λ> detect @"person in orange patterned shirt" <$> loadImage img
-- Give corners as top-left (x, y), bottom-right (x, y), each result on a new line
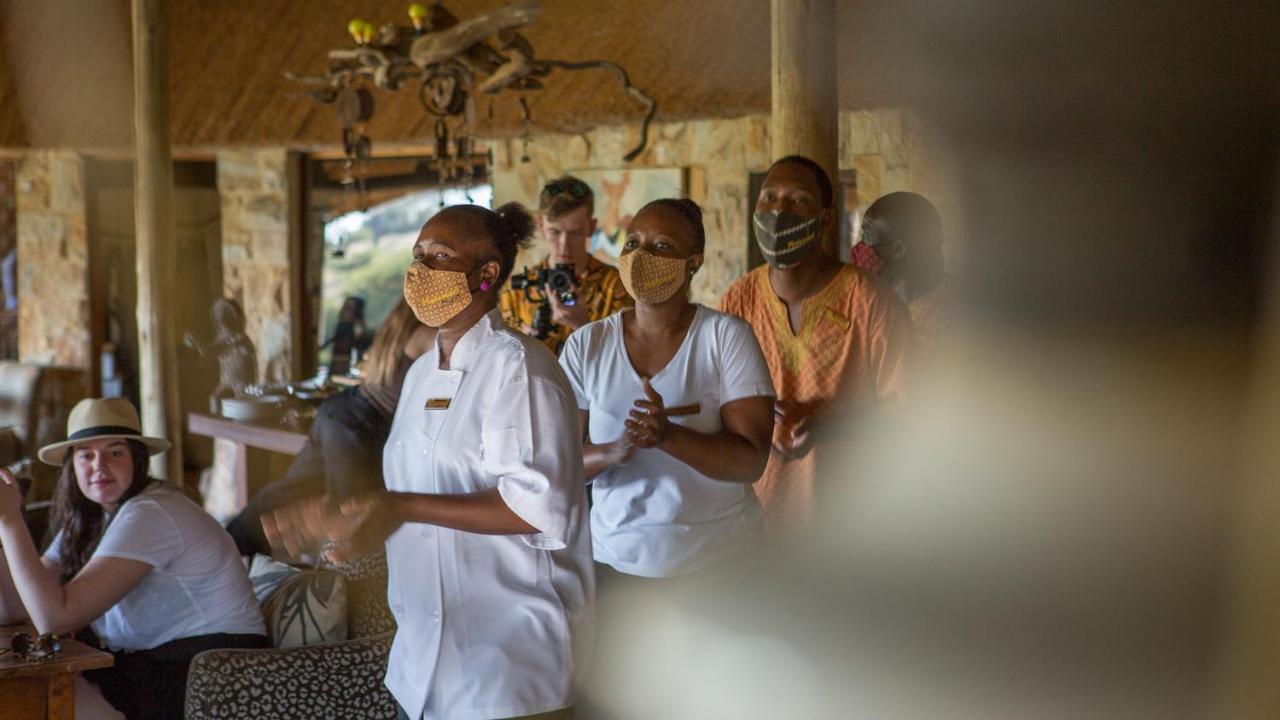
top-left (721, 156), bottom-right (912, 531)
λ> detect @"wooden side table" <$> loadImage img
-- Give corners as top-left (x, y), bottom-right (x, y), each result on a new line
top-left (0, 625), bottom-right (113, 719)
top-left (187, 413), bottom-right (309, 517)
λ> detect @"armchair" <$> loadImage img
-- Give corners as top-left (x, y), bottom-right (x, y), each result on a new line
top-left (185, 551), bottom-right (398, 719)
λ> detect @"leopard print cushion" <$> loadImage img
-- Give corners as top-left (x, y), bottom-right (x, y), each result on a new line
top-left (185, 632), bottom-right (397, 719)
top-left (319, 549), bottom-right (396, 638)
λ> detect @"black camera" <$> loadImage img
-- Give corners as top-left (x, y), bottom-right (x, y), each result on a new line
top-left (509, 263), bottom-right (578, 339)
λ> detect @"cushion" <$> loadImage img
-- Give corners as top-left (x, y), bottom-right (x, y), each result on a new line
top-left (318, 549), bottom-right (396, 638)
top-left (248, 555), bottom-right (348, 648)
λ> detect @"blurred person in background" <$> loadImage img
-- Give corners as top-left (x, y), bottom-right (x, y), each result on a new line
top-left (227, 299), bottom-right (434, 556)
top-left (721, 156), bottom-right (913, 532)
top-left (323, 296), bottom-right (372, 376)
top-left (852, 191), bottom-right (950, 351)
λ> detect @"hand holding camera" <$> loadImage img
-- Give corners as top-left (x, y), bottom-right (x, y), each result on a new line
top-left (510, 263), bottom-right (588, 338)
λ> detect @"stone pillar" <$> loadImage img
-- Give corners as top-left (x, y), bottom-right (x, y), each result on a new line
top-left (770, 0), bottom-right (838, 251)
top-left (131, 0), bottom-right (183, 481)
top-left (216, 149), bottom-right (294, 385)
top-left (15, 152), bottom-right (90, 367)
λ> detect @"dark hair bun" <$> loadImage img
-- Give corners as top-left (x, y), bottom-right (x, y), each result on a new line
top-left (435, 203), bottom-right (535, 287)
top-left (494, 202), bottom-right (536, 251)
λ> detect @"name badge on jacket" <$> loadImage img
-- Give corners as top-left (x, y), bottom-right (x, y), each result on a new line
top-left (425, 398), bottom-right (452, 410)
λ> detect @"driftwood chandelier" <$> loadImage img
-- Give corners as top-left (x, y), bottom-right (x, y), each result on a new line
top-left (289, 0), bottom-right (658, 187)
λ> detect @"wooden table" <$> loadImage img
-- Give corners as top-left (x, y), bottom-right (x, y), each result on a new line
top-left (329, 374), bottom-right (362, 388)
top-left (187, 413), bottom-right (309, 515)
top-left (0, 625), bottom-right (113, 719)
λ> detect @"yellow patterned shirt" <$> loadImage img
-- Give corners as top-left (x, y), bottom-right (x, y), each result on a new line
top-left (499, 257), bottom-right (632, 355)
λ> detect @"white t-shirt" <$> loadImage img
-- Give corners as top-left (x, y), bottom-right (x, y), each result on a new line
top-left (560, 304), bottom-right (776, 577)
top-left (45, 483), bottom-right (265, 651)
top-left (383, 309), bottom-right (594, 720)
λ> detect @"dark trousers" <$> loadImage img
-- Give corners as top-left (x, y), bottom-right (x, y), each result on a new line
top-left (227, 386), bottom-right (391, 555)
top-left (83, 632), bottom-right (269, 720)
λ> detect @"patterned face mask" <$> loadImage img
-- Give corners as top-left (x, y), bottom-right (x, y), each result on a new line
top-left (618, 249), bottom-right (691, 304)
top-left (851, 241), bottom-right (884, 275)
top-left (403, 260), bottom-right (477, 327)
top-left (753, 210), bottom-right (821, 269)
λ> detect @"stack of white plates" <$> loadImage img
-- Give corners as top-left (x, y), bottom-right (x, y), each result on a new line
top-left (220, 395), bottom-right (285, 422)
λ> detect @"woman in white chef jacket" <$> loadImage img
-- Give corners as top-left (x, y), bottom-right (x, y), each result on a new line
top-left (265, 203), bottom-right (593, 720)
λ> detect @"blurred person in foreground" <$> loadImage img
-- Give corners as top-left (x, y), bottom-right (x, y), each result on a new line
top-left (266, 203), bottom-right (592, 720)
top-left (226, 298), bottom-right (435, 556)
top-left (721, 155), bottom-right (913, 531)
top-left (852, 191), bottom-right (950, 351)
top-left (586, 1), bottom-right (1280, 718)
top-left (500, 175), bottom-right (632, 354)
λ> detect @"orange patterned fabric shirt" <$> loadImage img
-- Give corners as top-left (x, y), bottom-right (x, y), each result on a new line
top-left (721, 263), bottom-right (912, 530)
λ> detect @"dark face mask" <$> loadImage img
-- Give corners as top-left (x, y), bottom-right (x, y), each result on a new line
top-left (753, 210), bottom-right (822, 268)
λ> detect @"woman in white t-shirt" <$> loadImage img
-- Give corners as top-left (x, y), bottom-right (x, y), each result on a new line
top-left (0, 398), bottom-right (266, 719)
top-left (559, 198), bottom-right (776, 581)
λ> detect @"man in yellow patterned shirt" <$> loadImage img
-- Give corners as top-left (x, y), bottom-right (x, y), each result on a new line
top-left (500, 176), bottom-right (632, 354)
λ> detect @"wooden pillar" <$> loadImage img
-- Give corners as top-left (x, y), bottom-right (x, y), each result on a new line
top-left (770, 0), bottom-right (839, 252)
top-left (131, 0), bottom-right (184, 482)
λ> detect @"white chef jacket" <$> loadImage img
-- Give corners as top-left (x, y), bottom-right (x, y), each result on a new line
top-left (560, 305), bottom-right (775, 577)
top-left (382, 309), bottom-right (594, 720)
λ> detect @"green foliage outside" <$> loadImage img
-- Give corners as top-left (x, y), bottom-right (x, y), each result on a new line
top-left (317, 234), bottom-right (415, 369)
top-left (316, 185), bottom-right (491, 370)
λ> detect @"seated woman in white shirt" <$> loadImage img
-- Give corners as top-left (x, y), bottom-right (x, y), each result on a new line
top-left (264, 203), bottom-right (593, 720)
top-left (0, 397), bottom-right (266, 720)
top-left (558, 198), bottom-right (775, 582)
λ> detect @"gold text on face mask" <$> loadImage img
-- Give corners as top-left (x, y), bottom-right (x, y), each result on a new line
top-left (636, 272), bottom-right (681, 291)
top-left (416, 288), bottom-right (465, 305)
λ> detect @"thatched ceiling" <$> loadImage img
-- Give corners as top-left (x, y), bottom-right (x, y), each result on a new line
top-left (0, 0), bottom-right (877, 150)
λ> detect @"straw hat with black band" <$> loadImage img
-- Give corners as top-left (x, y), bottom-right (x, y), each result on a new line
top-left (38, 398), bottom-right (171, 466)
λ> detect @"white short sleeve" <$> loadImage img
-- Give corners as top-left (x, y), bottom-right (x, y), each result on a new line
top-left (716, 316), bottom-right (776, 404)
top-left (484, 371), bottom-right (584, 551)
top-left (93, 498), bottom-right (183, 569)
top-left (558, 328), bottom-right (591, 410)
top-left (42, 530), bottom-right (63, 564)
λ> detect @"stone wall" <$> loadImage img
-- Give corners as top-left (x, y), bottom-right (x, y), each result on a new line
top-left (216, 149), bottom-right (294, 384)
top-left (6, 110), bottom-right (945, 376)
top-left (841, 109), bottom-right (955, 226)
top-left (15, 151), bottom-right (89, 367)
top-left (486, 109), bottom-right (950, 306)
top-left (487, 116), bottom-right (770, 305)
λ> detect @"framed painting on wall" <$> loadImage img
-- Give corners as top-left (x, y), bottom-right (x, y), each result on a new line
top-left (564, 168), bottom-right (687, 263)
